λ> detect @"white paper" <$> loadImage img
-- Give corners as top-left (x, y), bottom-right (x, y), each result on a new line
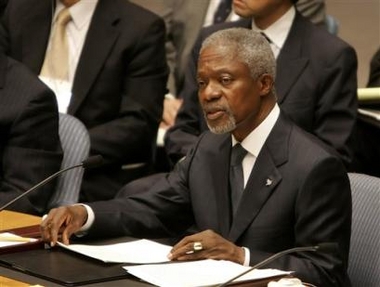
top-left (358, 108), bottom-right (380, 121)
top-left (124, 259), bottom-right (292, 287)
top-left (57, 239), bottom-right (172, 264)
top-left (0, 232), bottom-right (37, 247)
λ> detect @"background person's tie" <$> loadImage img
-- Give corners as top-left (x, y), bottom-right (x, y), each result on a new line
top-left (229, 143), bottom-right (247, 215)
top-left (213, 0), bottom-right (232, 24)
top-left (40, 8), bottom-right (72, 80)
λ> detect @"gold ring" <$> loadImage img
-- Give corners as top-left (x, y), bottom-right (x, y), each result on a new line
top-left (193, 241), bottom-right (203, 251)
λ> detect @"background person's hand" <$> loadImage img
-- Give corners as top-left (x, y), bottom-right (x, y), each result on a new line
top-left (162, 97), bottom-right (182, 128)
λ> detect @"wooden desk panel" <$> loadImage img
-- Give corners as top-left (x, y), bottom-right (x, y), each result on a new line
top-left (0, 211), bottom-right (41, 231)
top-left (0, 275), bottom-right (36, 287)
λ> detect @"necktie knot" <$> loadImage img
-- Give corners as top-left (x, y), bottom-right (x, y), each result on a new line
top-left (231, 143), bottom-right (247, 167)
top-left (57, 8), bottom-right (72, 26)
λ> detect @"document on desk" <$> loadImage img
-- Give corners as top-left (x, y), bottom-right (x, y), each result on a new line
top-left (0, 232), bottom-right (38, 247)
top-left (124, 259), bottom-right (292, 287)
top-left (358, 108), bottom-right (380, 121)
top-left (57, 239), bottom-right (172, 264)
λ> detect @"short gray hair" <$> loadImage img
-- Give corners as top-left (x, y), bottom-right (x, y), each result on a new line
top-left (200, 28), bottom-right (276, 81)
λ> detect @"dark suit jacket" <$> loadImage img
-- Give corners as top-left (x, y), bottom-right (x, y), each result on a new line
top-left (88, 112), bottom-right (351, 287)
top-left (0, 53), bottom-right (62, 215)
top-left (165, 12), bottom-right (358, 169)
top-left (0, 0), bottom-right (168, 201)
top-left (367, 48), bottom-right (380, 87)
top-left (352, 47), bottom-right (380, 176)
top-left (131, 0), bottom-right (326, 95)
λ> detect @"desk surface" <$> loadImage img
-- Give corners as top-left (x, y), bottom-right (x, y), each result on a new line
top-left (0, 212), bottom-right (275, 287)
top-left (0, 210), bottom-right (41, 231)
top-left (0, 211), bottom-right (152, 287)
top-left (0, 267), bottom-right (150, 287)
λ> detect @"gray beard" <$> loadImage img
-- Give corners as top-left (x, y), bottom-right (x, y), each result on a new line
top-left (206, 112), bottom-right (236, 134)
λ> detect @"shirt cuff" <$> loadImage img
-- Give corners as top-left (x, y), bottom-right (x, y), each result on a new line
top-left (242, 246), bottom-right (250, 266)
top-left (165, 93), bottom-right (175, 99)
top-left (74, 204), bottom-right (95, 236)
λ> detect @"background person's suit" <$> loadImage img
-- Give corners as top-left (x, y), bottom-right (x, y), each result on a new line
top-left (352, 47), bottom-right (380, 177)
top-left (165, 12), bottom-right (357, 168)
top-left (131, 0), bottom-right (327, 95)
top-left (88, 112), bottom-right (351, 287)
top-left (0, 53), bottom-right (62, 215)
top-left (0, 0), bottom-right (169, 201)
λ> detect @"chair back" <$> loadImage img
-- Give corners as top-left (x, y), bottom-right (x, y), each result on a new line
top-left (48, 113), bottom-right (90, 209)
top-left (347, 173), bottom-right (380, 287)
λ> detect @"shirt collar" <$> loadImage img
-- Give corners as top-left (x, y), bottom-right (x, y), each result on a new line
top-left (55, 0), bottom-right (98, 30)
top-left (232, 104), bottom-right (280, 158)
top-left (251, 6), bottom-right (295, 51)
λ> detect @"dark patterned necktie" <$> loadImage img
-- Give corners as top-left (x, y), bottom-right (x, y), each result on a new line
top-left (229, 143), bottom-right (248, 214)
top-left (213, 0), bottom-right (233, 24)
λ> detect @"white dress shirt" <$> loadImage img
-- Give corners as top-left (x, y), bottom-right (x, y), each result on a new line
top-left (251, 6), bottom-right (296, 59)
top-left (39, 0), bottom-right (98, 113)
top-left (204, 0), bottom-right (240, 27)
top-left (232, 104), bottom-right (280, 188)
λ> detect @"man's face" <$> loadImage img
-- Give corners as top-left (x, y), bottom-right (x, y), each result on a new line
top-left (197, 46), bottom-right (263, 140)
top-left (232, 0), bottom-right (292, 27)
top-left (60, 0), bottom-right (80, 7)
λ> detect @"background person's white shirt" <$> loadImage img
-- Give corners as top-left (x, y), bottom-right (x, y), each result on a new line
top-left (39, 0), bottom-right (98, 113)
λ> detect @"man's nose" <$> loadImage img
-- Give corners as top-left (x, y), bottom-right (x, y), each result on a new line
top-left (202, 81), bottom-right (222, 101)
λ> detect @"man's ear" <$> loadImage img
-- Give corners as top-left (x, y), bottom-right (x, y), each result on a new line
top-left (258, 74), bottom-right (274, 96)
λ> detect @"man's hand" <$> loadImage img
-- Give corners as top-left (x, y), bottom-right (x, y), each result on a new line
top-left (168, 229), bottom-right (245, 264)
top-left (40, 205), bottom-right (88, 246)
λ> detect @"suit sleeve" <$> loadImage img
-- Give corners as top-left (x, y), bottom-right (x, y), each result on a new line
top-left (314, 44), bottom-right (358, 169)
top-left (87, 161), bottom-right (195, 239)
top-left (0, 70), bottom-right (62, 215)
top-left (367, 47), bottom-right (380, 87)
top-left (248, 157), bottom-right (351, 287)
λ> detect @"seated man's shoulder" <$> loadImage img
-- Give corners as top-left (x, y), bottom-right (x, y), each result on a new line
top-left (289, 122), bottom-right (345, 168)
top-left (299, 16), bottom-right (356, 60)
top-left (1, 55), bottom-right (54, 98)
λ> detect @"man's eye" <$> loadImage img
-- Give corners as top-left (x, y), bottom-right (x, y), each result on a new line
top-left (198, 80), bottom-right (206, 88)
top-left (221, 77), bottom-right (232, 85)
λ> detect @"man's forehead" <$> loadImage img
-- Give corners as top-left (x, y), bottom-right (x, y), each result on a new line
top-left (199, 45), bottom-right (236, 63)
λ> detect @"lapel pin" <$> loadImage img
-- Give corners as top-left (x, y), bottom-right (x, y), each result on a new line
top-left (265, 178), bottom-right (273, 186)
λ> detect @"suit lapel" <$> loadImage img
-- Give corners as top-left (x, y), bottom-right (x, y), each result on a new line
top-left (211, 135), bottom-right (233, 238)
top-left (228, 113), bottom-right (291, 241)
top-left (21, 0), bottom-right (52, 74)
top-left (0, 53), bottom-right (6, 88)
top-left (275, 13), bottom-right (309, 103)
top-left (69, 0), bottom-right (120, 114)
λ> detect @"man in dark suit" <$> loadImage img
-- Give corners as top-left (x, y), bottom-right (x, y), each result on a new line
top-left (41, 28), bottom-right (351, 287)
top-left (353, 48), bottom-right (380, 176)
top-left (0, 52), bottom-right (62, 215)
top-left (0, 0), bottom-right (168, 201)
top-left (367, 48), bottom-right (380, 87)
top-left (165, 0), bottom-right (357, 170)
